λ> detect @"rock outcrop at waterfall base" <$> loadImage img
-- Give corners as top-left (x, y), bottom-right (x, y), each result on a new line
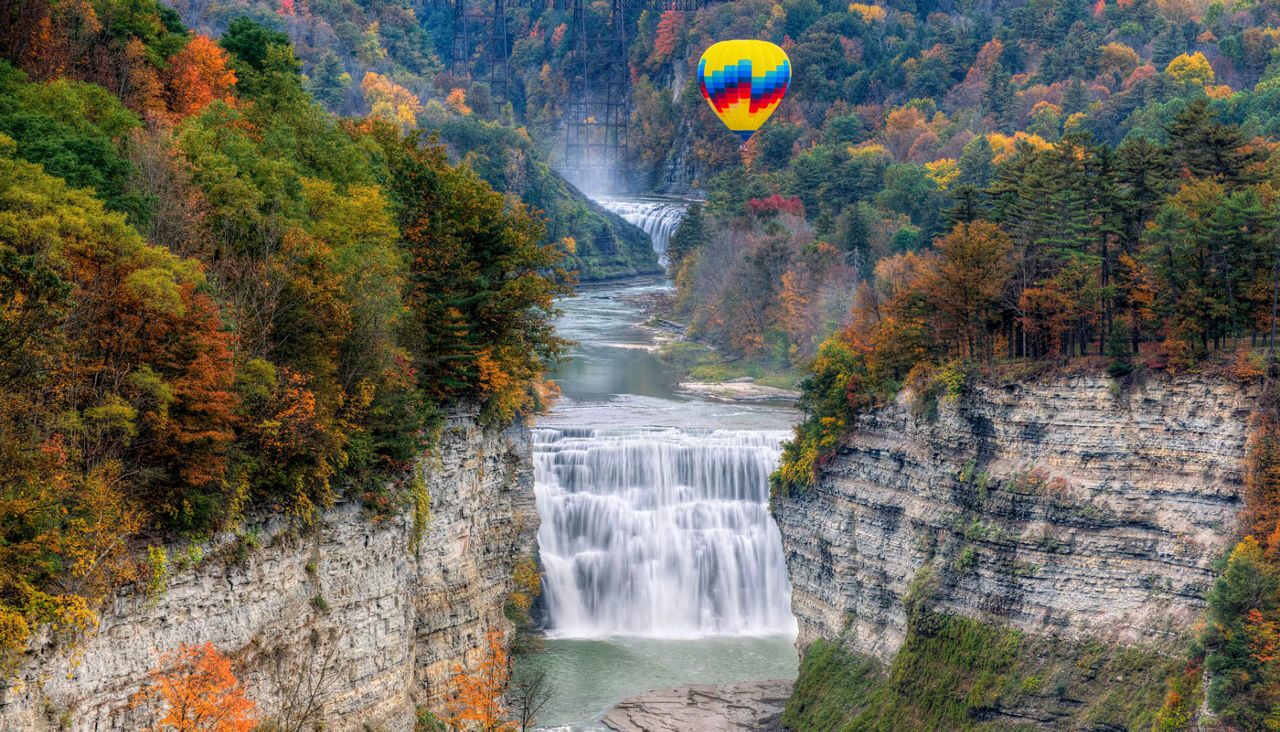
top-left (0, 413), bottom-right (535, 731)
top-left (773, 372), bottom-right (1254, 728)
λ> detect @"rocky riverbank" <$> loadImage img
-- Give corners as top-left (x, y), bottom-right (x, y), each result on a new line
top-left (678, 378), bottom-right (800, 403)
top-left (602, 679), bottom-right (793, 731)
top-left (617, 290), bottom-right (802, 404)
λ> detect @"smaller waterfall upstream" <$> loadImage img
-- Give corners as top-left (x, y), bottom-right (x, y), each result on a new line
top-left (534, 427), bottom-right (796, 638)
top-left (596, 198), bottom-right (689, 263)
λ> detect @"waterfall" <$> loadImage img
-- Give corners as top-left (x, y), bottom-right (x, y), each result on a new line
top-left (595, 198), bottom-right (689, 263)
top-left (534, 427), bottom-right (797, 638)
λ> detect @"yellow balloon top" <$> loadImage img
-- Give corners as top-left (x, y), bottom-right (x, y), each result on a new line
top-left (698, 40), bottom-right (791, 143)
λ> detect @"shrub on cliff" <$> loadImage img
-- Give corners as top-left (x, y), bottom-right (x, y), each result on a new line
top-left (131, 643), bottom-right (257, 731)
top-left (1200, 536), bottom-right (1280, 727)
top-left (783, 611), bottom-right (1171, 731)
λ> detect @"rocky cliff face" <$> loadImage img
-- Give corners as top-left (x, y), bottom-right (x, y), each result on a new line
top-left (774, 374), bottom-right (1254, 663)
top-left (0, 411), bottom-right (535, 731)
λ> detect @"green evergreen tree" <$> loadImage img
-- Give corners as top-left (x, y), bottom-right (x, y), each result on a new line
top-left (957, 135), bottom-right (996, 189)
top-left (1063, 78), bottom-right (1090, 115)
top-left (839, 202), bottom-right (875, 277)
top-left (1164, 98), bottom-right (1266, 184)
top-left (944, 185), bottom-right (988, 227)
top-left (1152, 23), bottom-right (1185, 66)
top-left (1116, 136), bottom-right (1171, 253)
top-left (982, 63), bottom-right (1017, 132)
top-left (812, 209), bottom-right (836, 239)
top-left (667, 203), bottom-right (706, 271)
top-left (307, 51), bottom-right (349, 110)
top-left (220, 17), bottom-right (293, 73)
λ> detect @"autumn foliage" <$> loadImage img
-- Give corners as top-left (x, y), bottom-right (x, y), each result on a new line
top-left (163, 35), bottom-right (236, 121)
top-left (1174, 363), bottom-right (1280, 723)
top-left (445, 627), bottom-right (515, 731)
top-left (132, 643), bottom-right (257, 731)
top-left (765, 100), bottom-right (1280, 497)
top-left (0, 3), bottom-right (569, 673)
top-left (653, 11), bottom-right (684, 59)
top-left (361, 71), bottom-right (422, 129)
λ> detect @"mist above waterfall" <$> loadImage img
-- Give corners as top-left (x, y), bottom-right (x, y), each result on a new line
top-left (534, 427), bottom-right (797, 638)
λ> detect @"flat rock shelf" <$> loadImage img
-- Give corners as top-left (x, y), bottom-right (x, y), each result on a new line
top-left (601, 679), bottom-right (794, 732)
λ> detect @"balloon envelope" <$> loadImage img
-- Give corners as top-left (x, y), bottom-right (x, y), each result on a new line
top-left (698, 40), bottom-right (791, 144)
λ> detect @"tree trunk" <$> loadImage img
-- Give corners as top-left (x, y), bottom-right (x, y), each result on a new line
top-left (1271, 254), bottom-right (1279, 358)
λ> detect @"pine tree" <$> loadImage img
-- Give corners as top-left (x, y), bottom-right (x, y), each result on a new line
top-left (1152, 24), bottom-right (1185, 66)
top-left (1116, 136), bottom-right (1172, 254)
top-left (1062, 77), bottom-right (1090, 115)
top-left (1164, 98), bottom-right (1266, 184)
top-left (982, 63), bottom-right (1017, 131)
top-left (667, 203), bottom-right (705, 271)
top-left (307, 51), bottom-right (348, 110)
top-left (957, 135), bottom-right (996, 189)
top-left (1086, 142), bottom-right (1124, 349)
top-left (944, 185), bottom-right (988, 226)
top-left (839, 202), bottom-right (875, 278)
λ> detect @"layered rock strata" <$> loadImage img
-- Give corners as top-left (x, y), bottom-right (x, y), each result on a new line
top-left (0, 411), bottom-right (535, 731)
top-left (602, 679), bottom-right (793, 732)
top-left (774, 374), bottom-right (1254, 661)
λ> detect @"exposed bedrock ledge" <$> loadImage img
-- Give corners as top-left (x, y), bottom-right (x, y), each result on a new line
top-left (773, 374), bottom-right (1255, 662)
top-left (0, 411), bottom-right (536, 731)
top-left (602, 679), bottom-right (793, 732)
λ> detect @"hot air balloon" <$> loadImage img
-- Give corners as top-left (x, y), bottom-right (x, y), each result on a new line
top-left (698, 40), bottom-right (791, 145)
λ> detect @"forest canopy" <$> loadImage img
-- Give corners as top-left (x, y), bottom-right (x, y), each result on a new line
top-left (112, 0), bottom-right (1280, 725)
top-left (0, 0), bottom-right (570, 670)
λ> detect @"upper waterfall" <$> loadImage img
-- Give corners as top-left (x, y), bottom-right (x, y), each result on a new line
top-left (595, 197), bottom-right (690, 263)
top-left (533, 427), bottom-right (797, 638)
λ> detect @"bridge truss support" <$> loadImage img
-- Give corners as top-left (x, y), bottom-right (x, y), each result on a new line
top-left (451, 0), bottom-right (512, 104)
top-left (560, 0), bottom-right (704, 190)
top-left (438, 0), bottom-right (707, 186)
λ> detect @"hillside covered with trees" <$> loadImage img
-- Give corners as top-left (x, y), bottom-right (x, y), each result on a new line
top-left (629, 1), bottom-right (1280, 727)
top-left (12, 0), bottom-right (1280, 724)
top-left (0, 0), bottom-right (569, 675)
top-left (161, 0), bottom-right (664, 280)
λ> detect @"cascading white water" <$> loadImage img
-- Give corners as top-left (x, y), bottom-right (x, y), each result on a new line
top-left (534, 427), bottom-right (797, 638)
top-left (595, 198), bottom-right (689, 263)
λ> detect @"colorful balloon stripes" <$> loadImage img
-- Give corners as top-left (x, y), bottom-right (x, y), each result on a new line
top-left (698, 40), bottom-right (791, 144)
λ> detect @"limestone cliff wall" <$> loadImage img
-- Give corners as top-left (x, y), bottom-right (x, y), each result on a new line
top-left (773, 374), bottom-right (1254, 662)
top-left (0, 411), bottom-right (536, 731)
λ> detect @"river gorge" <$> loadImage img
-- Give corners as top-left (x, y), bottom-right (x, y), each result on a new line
top-left (518, 221), bottom-right (803, 726)
top-left (5, 0), bottom-right (1276, 725)
top-left (0, 193), bottom-right (1256, 731)
top-left (518, 196), bottom-right (1259, 729)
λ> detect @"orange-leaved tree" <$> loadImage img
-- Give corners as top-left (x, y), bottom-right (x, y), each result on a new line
top-left (925, 220), bottom-right (1013, 361)
top-left (133, 642), bottom-right (257, 731)
top-left (163, 34), bottom-right (236, 121)
top-left (445, 626), bottom-right (515, 731)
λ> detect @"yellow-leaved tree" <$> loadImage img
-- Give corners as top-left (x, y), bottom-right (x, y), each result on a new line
top-left (361, 72), bottom-right (423, 130)
top-left (1166, 52), bottom-right (1214, 87)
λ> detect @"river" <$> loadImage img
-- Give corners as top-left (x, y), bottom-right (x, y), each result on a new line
top-left (518, 200), bottom-right (799, 730)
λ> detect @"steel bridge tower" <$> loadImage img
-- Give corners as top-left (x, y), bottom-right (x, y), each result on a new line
top-left (449, 0), bottom-right (512, 105)
top-left (560, 0), bottom-right (704, 189)
top-left (436, 0), bottom-right (707, 185)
